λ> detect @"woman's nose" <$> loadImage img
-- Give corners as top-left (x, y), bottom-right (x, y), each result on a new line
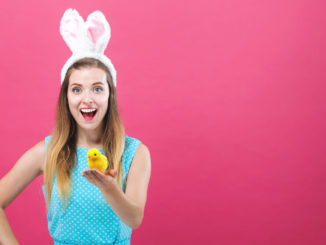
top-left (82, 90), bottom-right (94, 102)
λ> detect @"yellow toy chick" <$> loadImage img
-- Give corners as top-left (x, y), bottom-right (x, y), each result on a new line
top-left (87, 148), bottom-right (108, 172)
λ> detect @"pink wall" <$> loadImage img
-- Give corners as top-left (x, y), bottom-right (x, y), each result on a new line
top-left (0, 0), bottom-right (325, 244)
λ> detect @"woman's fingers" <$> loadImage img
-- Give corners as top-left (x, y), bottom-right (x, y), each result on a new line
top-left (82, 169), bottom-right (103, 186)
top-left (82, 169), bottom-right (117, 186)
top-left (82, 169), bottom-right (115, 176)
top-left (82, 170), bottom-right (91, 175)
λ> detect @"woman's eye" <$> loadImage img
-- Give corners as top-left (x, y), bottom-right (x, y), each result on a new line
top-left (94, 87), bottom-right (103, 93)
top-left (72, 88), bottom-right (80, 93)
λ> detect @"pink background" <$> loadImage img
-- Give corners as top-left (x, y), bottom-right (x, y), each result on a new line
top-left (0, 0), bottom-right (325, 244)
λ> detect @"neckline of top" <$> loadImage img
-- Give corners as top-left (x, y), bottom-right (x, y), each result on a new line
top-left (76, 146), bottom-right (104, 151)
top-left (75, 135), bottom-right (129, 151)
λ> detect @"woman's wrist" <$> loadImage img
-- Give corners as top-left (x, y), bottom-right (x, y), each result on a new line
top-left (99, 178), bottom-right (118, 194)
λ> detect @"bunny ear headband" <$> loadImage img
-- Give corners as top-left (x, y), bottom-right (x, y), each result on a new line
top-left (60, 8), bottom-right (117, 87)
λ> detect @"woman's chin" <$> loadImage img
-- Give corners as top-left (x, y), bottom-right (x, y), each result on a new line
top-left (77, 120), bottom-right (103, 131)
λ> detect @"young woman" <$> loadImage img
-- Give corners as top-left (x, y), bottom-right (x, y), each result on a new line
top-left (0, 9), bottom-right (151, 245)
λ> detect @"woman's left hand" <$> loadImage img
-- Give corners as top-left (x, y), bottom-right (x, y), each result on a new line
top-left (82, 169), bottom-right (118, 191)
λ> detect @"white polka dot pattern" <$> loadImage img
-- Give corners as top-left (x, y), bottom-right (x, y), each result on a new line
top-left (42, 135), bottom-right (141, 245)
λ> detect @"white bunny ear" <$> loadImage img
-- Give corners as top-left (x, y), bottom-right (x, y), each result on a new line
top-left (85, 10), bottom-right (111, 53)
top-left (60, 8), bottom-right (87, 53)
top-left (60, 9), bottom-right (117, 86)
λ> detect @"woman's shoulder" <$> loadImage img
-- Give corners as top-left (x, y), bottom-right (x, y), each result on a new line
top-left (45, 135), bottom-right (52, 143)
top-left (27, 138), bottom-right (46, 174)
top-left (125, 134), bottom-right (139, 140)
top-left (124, 135), bottom-right (149, 158)
top-left (124, 134), bottom-right (145, 151)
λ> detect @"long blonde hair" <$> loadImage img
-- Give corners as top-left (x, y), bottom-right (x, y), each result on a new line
top-left (43, 58), bottom-right (125, 212)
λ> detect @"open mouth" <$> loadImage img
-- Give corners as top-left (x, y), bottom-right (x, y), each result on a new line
top-left (80, 109), bottom-right (97, 120)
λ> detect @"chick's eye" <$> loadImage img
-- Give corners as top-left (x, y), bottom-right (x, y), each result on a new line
top-left (94, 153), bottom-right (97, 156)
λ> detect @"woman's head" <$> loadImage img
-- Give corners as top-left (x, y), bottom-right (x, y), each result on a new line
top-left (58, 57), bottom-right (119, 137)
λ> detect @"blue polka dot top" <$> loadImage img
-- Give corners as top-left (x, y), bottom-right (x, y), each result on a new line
top-left (42, 135), bottom-right (142, 245)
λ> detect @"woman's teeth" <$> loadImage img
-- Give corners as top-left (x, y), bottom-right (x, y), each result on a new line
top-left (80, 109), bottom-right (97, 120)
top-left (81, 108), bottom-right (96, 113)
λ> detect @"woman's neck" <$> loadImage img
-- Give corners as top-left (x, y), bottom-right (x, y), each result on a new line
top-left (76, 127), bottom-right (103, 148)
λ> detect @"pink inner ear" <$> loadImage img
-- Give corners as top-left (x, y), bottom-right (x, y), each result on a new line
top-left (87, 19), bottom-right (105, 45)
top-left (64, 19), bottom-right (79, 39)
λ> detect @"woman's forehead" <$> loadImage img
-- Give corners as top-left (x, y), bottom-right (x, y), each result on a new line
top-left (69, 67), bottom-right (107, 86)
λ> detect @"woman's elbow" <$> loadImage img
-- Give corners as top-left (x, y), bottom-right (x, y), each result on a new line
top-left (131, 210), bottom-right (144, 229)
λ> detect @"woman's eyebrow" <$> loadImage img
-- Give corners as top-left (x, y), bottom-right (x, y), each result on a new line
top-left (70, 82), bottom-right (105, 86)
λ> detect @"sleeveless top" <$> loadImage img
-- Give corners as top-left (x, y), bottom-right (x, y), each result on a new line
top-left (42, 135), bottom-right (142, 245)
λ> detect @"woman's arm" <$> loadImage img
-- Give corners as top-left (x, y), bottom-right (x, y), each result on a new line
top-left (83, 143), bottom-right (151, 229)
top-left (0, 208), bottom-right (19, 245)
top-left (0, 140), bottom-right (45, 244)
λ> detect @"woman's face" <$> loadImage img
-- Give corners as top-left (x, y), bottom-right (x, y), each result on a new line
top-left (67, 67), bottom-right (110, 132)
